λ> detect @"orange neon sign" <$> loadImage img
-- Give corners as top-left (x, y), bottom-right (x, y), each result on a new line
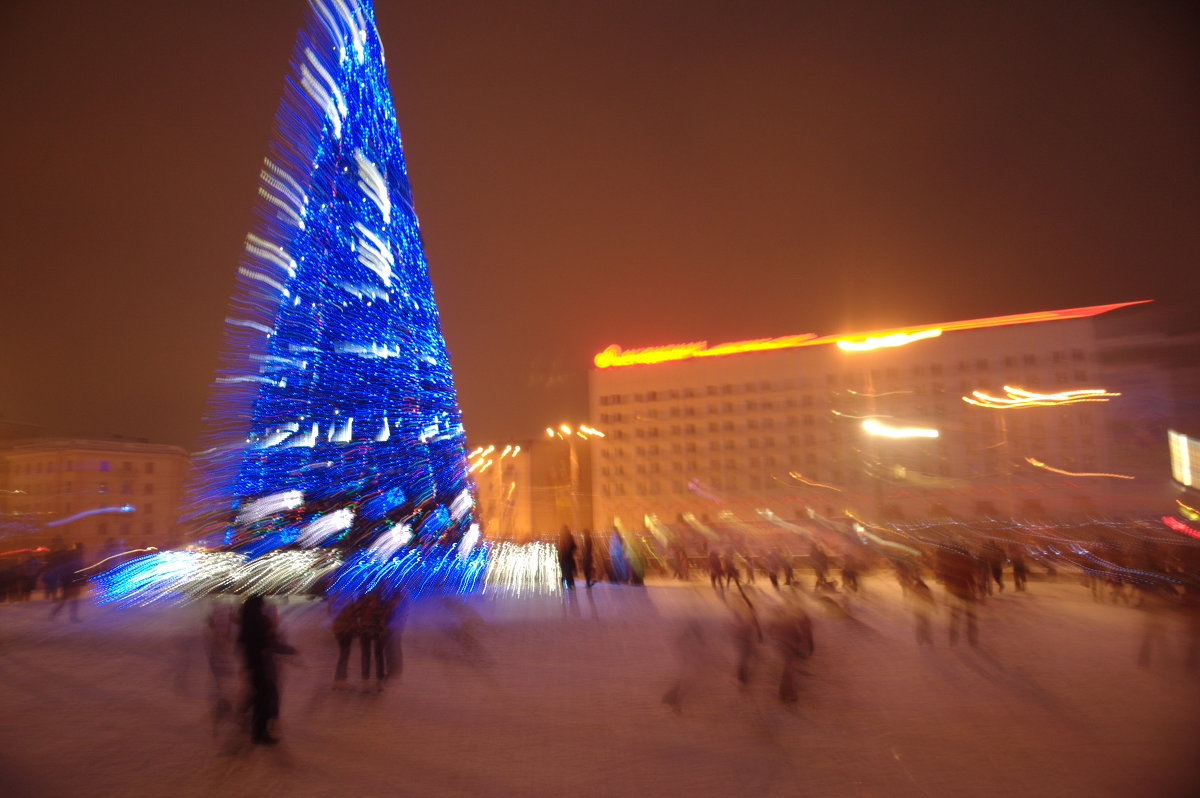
top-left (593, 300), bottom-right (1150, 368)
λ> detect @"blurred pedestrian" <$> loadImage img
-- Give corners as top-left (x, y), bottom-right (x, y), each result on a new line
top-left (763, 549), bottom-right (782, 589)
top-left (205, 597), bottom-right (239, 727)
top-left (358, 589), bottom-right (401, 691)
top-left (1010, 545), bottom-right (1028, 592)
top-left (238, 595), bottom-right (296, 745)
top-left (768, 597), bottom-right (814, 703)
top-left (662, 620), bottom-right (709, 714)
top-left (332, 595), bottom-right (363, 688)
top-left (731, 589), bottom-right (763, 686)
top-left (49, 544), bottom-right (85, 622)
top-left (810, 542), bottom-right (832, 592)
top-left (557, 527), bottom-right (578, 590)
top-left (910, 577), bottom-right (935, 645)
top-left (708, 549), bottom-right (724, 593)
top-left (580, 529), bottom-right (595, 588)
top-left (937, 543), bottom-right (980, 646)
top-left (841, 554), bottom-right (861, 594)
top-left (982, 540), bottom-right (1006, 593)
top-left (723, 550), bottom-right (741, 589)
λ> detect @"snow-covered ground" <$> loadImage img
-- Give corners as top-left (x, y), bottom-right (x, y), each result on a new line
top-left (1, 575), bottom-right (1197, 798)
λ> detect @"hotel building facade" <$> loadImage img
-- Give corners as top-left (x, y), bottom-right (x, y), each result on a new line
top-left (587, 301), bottom-right (1174, 533)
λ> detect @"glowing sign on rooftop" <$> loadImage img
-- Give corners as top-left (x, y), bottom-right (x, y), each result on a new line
top-left (837, 328), bottom-right (942, 351)
top-left (593, 300), bottom-right (1150, 369)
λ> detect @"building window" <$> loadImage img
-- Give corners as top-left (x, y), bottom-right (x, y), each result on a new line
top-left (144, 483), bottom-right (154, 494)
top-left (100, 461), bottom-right (110, 471)
top-left (99, 482), bottom-right (109, 494)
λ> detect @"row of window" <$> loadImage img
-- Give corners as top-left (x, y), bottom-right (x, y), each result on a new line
top-left (14, 502), bottom-right (157, 515)
top-left (596, 355), bottom-right (1090, 405)
top-left (599, 376), bottom-right (1092, 422)
top-left (12, 482), bottom-right (157, 495)
top-left (8, 460), bottom-right (158, 475)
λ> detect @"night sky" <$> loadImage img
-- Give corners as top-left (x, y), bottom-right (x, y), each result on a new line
top-left (1, 0), bottom-right (1196, 451)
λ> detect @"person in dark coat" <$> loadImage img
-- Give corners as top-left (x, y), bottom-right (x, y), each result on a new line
top-left (557, 527), bottom-right (578, 590)
top-left (332, 596), bottom-right (362, 687)
top-left (936, 543), bottom-right (980, 646)
top-left (49, 544), bottom-right (85, 622)
top-left (238, 595), bottom-right (296, 745)
top-left (357, 590), bottom-right (401, 690)
top-left (708, 550), bottom-right (725, 593)
top-left (809, 542), bottom-right (832, 592)
top-left (769, 597), bottom-right (814, 703)
top-left (580, 530), bottom-right (595, 588)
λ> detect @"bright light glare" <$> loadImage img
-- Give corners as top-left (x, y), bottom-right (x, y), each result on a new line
top-left (963, 385), bottom-right (1119, 408)
top-left (861, 419), bottom-right (939, 439)
top-left (837, 328), bottom-right (942, 351)
top-left (1024, 457), bottom-right (1134, 480)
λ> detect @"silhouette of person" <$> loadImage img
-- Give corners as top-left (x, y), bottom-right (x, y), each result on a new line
top-left (238, 595), bottom-right (296, 744)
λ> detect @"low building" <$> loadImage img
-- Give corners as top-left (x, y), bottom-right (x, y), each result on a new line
top-left (0, 437), bottom-right (190, 551)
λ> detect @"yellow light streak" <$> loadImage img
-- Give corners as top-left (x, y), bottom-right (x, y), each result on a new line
top-left (836, 328), bottom-right (942, 351)
top-left (788, 471), bottom-right (843, 491)
top-left (1023, 457), bottom-right (1134, 479)
top-left (862, 419), bottom-right (939, 439)
top-left (963, 385), bottom-right (1119, 409)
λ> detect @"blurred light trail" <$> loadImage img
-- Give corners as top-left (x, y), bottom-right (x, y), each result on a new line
top-left (837, 328), bottom-right (941, 351)
top-left (1024, 457), bottom-right (1134, 479)
top-left (788, 471), bottom-right (843, 491)
top-left (594, 301), bottom-right (1149, 368)
top-left (45, 505), bottom-right (135, 527)
top-left (963, 385), bottom-right (1119, 408)
top-left (862, 419), bottom-right (939, 439)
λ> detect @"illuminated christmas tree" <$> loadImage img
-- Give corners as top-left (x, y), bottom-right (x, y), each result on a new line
top-left (100, 0), bottom-right (482, 603)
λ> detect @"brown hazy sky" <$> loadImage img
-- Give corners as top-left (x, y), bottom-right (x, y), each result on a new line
top-left (0, 0), bottom-right (1196, 449)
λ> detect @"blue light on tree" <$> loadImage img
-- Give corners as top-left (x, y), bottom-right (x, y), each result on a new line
top-left (108, 0), bottom-right (481, 600)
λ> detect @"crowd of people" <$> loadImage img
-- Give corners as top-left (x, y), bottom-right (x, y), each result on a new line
top-left (5, 523), bottom-right (1198, 744)
top-left (0, 540), bottom-right (94, 620)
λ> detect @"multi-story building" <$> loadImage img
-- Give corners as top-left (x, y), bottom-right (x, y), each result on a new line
top-left (588, 300), bottom-right (1175, 533)
top-left (0, 437), bottom-right (190, 550)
